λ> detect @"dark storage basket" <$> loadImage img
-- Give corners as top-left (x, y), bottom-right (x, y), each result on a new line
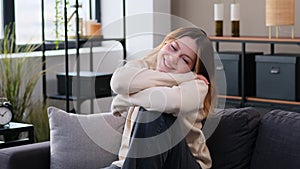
top-left (215, 51), bottom-right (262, 96)
top-left (256, 54), bottom-right (300, 101)
top-left (57, 71), bottom-right (112, 98)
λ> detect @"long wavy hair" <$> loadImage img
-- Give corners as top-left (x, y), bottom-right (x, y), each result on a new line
top-left (141, 27), bottom-right (216, 117)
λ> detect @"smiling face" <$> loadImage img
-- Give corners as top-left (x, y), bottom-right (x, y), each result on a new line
top-left (156, 36), bottom-right (197, 73)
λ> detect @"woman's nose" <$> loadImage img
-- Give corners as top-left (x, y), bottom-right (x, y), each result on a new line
top-left (170, 53), bottom-right (181, 64)
top-left (165, 54), bottom-right (179, 68)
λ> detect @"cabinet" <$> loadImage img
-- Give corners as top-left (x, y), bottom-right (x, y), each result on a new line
top-left (41, 0), bottom-right (126, 114)
top-left (0, 122), bottom-right (34, 149)
top-left (209, 36), bottom-right (300, 111)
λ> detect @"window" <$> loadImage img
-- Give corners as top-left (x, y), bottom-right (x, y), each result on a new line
top-left (0, 1), bottom-right (3, 38)
top-left (15, 0), bottom-right (42, 44)
top-left (1, 0), bottom-right (101, 49)
top-left (6, 0), bottom-right (95, 45)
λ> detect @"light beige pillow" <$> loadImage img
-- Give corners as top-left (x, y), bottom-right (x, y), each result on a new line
top-left (48, 106), bottom-right (125, 169)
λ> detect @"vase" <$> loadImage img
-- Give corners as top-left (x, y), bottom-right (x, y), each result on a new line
top-left (230, 3), bottom-right (240, 37)
top-left (214, 3), bottom-right (224, 36)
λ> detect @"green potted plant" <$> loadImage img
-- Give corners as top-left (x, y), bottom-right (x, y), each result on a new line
top-left (53, 0), bottom-right (77, 49)
top-left (0, 23), bottom-right (49, 142)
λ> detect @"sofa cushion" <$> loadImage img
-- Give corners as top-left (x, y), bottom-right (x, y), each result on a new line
top-left (206, 107), bottom-right (261, 169)
top-left (250, 110), bottom-right (300, 169)
top-left (47, 106), bottom-right (125, 169)
top-left (0, 141), bottom-right (50, 169)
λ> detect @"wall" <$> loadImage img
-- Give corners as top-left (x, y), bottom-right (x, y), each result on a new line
top-left (101, 0), bottom-right (171, 60)
top-left (171, 0), bottom-right (300, 53)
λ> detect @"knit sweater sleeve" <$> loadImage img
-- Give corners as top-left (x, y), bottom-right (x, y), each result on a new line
top-left (112, 79), bottom-right (208, 116)
top-left (110, 60), bottom-right (196, 95)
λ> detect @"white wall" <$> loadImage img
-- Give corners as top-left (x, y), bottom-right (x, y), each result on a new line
top-left (101, 0), bottom-right (171, 60)
top-left (153, 0), bottom-right (171, 48)
top-left (171, 0), bottom-right (300, 54)
top-left (172, 0), bottom-right (300, 37)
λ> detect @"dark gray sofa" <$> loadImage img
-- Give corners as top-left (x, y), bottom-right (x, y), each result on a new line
top-left (1, 107), bottom-right (300, 169)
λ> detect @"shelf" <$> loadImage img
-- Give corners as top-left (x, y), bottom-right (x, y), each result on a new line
top-left (219, 95), bottom-right (300, 105)
top-left (209, 36), bottom-right (300, 44)
top-left (67, 35), bottom-right (125, 42)
top-left (211, 36), bottom-right (300, 110)
top-left (218, 95), bottom-right (242, 100)
top-left (46, 36), bottom-right (125, 43)
top-left (247, 97), bottom-right (300, 106)
top-left (48, 95), bottom-right (90, 101)
top-left (48, 93), bottom-right (112, 101)
top-left (41, 0), bottom-right (126, 113)
top-left (68, 35), bottom-right (104, 39)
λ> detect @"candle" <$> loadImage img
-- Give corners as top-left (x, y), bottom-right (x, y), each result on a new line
top-left (86, 20), bottom-right (102, 36)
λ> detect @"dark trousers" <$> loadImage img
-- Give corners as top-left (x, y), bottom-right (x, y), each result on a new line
top-left (121, 108), bottom-right (202, 169)
top-left (100, 164), bottom-right (120, 169)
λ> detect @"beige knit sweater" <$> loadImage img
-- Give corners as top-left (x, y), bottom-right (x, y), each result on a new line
top-left (110, 60), bottom-right (212, 169)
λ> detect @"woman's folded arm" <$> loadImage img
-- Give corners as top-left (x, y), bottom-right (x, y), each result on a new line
top-left (111, 79), bottom-right (208, 116)
top-left (110, 60), bottom-right (196, 95)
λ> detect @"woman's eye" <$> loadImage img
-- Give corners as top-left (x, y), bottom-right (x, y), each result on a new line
top-left (171, 44), bottom-right (177, 51)
top-left (182, 58), bottom-right (189, 64)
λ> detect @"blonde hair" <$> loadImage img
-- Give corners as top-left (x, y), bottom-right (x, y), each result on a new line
top-left (140, 27), bottom-right (216, 117)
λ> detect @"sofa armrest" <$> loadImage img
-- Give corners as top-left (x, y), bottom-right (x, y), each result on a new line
top-left (0, 141), bottom-right (50, 169)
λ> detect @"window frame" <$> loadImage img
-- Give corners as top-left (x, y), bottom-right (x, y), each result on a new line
top-left (3, 0), bottom-right (15, 27)
top-left (1, 0), bottom-right (101, 52)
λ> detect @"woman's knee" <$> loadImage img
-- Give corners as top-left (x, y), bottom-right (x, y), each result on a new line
top-left (133, 109), bottom-right (176, 138)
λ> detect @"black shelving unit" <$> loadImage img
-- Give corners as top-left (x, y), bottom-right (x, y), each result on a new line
top-left (210, 36), bottom-right (300, 111)
top-left (41, 0), bottom-right (126, 113)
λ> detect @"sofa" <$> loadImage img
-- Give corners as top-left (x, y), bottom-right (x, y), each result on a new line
top-left (1, 106), bottom-right (300, 169)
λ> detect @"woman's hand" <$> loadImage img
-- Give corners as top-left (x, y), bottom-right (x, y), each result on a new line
top-left (196, 74), bottom-right (209, 85)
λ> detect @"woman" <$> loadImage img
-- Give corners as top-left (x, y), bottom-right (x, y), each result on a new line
top-left (103, 27), bottom-right (215, 169)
